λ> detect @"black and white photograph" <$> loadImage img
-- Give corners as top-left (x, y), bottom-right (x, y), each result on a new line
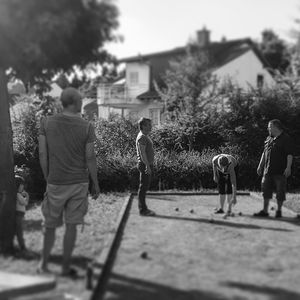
top-left (0, 0), bottom-right (300, 299)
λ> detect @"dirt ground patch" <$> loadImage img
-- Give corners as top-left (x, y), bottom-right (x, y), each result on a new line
top-left (0, 193), bottom-right (126, 300)
top-left (103, 194), bottom-right (300, 300)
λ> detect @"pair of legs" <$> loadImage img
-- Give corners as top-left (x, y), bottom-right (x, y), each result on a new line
top-left (216, 194), bottom-right (234, 213)
top-left (39, 224), bottom-right (77, 274)
top-left (255, 174), bottom-right (286, 217)
top-left (15, 211), bottom-right (26, 251)
top-left (39, 183), bottom-right (88, 274)
top-left (216, 171), bottom-right (235, 214)
top-left (137, 162), bottom-right (154, 215)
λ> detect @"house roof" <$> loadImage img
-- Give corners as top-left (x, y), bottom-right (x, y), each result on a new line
top-left (119, 38), bottom-right (272, 101)
top-left (137, 90), bottom-right (160, 100)
top-left (119, 38), bottom-right (271, 70)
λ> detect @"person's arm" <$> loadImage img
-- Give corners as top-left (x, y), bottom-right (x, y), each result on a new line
top-left (257, 152), bottom-right (265, 176)
top-left (86, 142), bottom-right (100, 199)
top-left (22, 191), bottom-right (29, 206)
top-left (212, 156), bottom-right (219, 183)
top-left (138, 143), bottom-right (151, 175)
top-left (17, 193), bottom-right (28, 206)
top-left (283, 155), bottom-right (293, 178)
top-left (38, 135), bottom-right (48, 181)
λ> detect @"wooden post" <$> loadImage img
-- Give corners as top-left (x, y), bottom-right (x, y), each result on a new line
top-left (0, 67), bottom-right (16, 254)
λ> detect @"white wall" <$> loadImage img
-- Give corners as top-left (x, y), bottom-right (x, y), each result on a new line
top-left (45, 83), bottom-right (62, 98)
top-left (126, 62), bottom-right (150, 98)
top-left (213, 49), bottom-right (275, 90)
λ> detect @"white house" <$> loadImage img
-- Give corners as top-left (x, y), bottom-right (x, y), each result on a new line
top-left (97, 28), bottom-right (275, 124)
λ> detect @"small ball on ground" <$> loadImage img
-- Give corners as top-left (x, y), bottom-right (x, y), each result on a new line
top-left (190, 209), bottom-right (194, 213)
top-left (140, 251), bottom-right (148, 259)
top-left (175, 207), bottom-right (179, 211)
top-left (270, 206), bottom-right (275, 211)
top-left (238, 212), bottom-right (243, 216)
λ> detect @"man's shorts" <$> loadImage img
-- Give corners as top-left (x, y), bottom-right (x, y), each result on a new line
top-left (42, 183), bottom-right (89, 228)
top-left (262, 174), bottom-right (286, 203)
top-left (218, 166), bottom-right (239, 195)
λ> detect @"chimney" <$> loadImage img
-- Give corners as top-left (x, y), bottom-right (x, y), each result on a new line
top-left (196, 26), bottom-right (210, 47)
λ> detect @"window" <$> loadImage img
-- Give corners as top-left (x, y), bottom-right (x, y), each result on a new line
top-left (129, 72), bottom-right (139, 85)
top-left (149, 108), bottom-right (160, 125)
top-left (257, 74), bottom-right (264, 89)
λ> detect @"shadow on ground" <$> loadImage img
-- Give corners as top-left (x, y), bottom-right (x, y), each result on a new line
top-left (152, 214), bottom-right (293, 232)
top-left (223, 281), bottom-right (300, 300)
top-left (50, 254), bottom-right (92, 270)
top-left (103, 272), bottom-right (235, 300)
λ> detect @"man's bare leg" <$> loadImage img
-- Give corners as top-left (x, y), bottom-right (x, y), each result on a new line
top-left (62, 224), bottom-right (77, 274)
top-left (38, 227), bottom-right (56, 272)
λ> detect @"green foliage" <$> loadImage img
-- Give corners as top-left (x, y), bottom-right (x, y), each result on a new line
top-left (156, 46), bottom-right (218, 119)
top-left (150, 118), bottom-right (224, 153)
top-left (0, 0), bottom-right (119, 90)
top-left (12, 95), bottom-right (62, 198)
top-left (94, 116), bottom-right (138, 157)
top-left (259, 29), bottom-right (290, 72)
top-left (12, 83), bottom-right (300, 195)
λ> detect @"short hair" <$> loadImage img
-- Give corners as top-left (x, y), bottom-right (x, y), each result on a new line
top-left (269, 119), bottom-right (284, 131)
top-left (138, 117), bottom-right (151, 130)
top-left (15, 176), bottom-right (25, 189)
top-left (218, 156), bottom-right (229, 167)
top-left (60, 87), bottom-right (81, 108)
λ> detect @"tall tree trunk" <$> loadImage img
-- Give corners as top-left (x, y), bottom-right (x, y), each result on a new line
top-left (0, 67), bottom-right (16, 254)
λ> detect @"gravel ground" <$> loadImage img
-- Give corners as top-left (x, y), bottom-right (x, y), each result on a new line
top-left (0, 192), bottom-right (127, 300)
top-left (103, 194), bottom-right (300, 300)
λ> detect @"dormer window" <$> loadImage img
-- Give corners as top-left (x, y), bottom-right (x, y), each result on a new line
top-left (129, 72), bottom-right (139, 85)
top-left (257, 74), bottom-right (264, 89)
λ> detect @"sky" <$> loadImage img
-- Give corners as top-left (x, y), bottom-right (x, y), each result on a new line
top-left (105, 0), bottom-right (300, 59)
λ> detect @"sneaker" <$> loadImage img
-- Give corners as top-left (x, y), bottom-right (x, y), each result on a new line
top-left (214, 208), bottom-right (224, 214)
top-left (140, 209), bottom-right (156, 216)
top-left (253, 210), bottom-right (269, 217)
top-left (275, 210), bottom-right (282, 218)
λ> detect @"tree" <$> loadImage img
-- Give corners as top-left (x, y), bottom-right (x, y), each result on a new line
top-left (259, 29), bottom-right (290, 73)
top-left (0, 0), bottom-right (119, 254)
top-left (0, 0), bottom-right (119, 91)
top-left (156, 46), bottom-right (219, 151)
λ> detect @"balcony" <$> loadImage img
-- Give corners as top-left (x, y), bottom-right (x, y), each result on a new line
top-left (97, 83), bottom-right (148, 109)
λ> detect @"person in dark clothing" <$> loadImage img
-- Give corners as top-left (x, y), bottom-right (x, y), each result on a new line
top-left (136, 117), bottom-right (155, 216)
top-left (254, 119), bottom-right (294, 218)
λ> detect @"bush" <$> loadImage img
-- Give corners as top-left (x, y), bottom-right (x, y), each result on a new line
top-left (94, 116), bottom-right (138, 157)
top-left (97, 146), bottom-right (245, 192)
top-left (12, 95), bottom-right (61, 199)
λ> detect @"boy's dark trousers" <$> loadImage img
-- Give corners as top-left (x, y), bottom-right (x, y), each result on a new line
top-left (15, 211), bottom-right (26, 250)
top-left (137, 162), bottom-right (153, 212)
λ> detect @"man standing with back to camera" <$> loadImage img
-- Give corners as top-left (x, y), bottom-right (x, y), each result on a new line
top-left (38, 87), bottom-right (100, 277)
top-left (254, 119), bottom-right (294, 218)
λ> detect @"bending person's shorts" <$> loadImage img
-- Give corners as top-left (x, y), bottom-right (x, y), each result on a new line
top-left (42, 183), bottom-right (89, 228)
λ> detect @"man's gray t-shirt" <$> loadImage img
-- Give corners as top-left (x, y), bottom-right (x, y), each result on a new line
top-left (136, 131), bottom-right (154, 165)
top-left (39, 114), bottom-right (96, 185)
